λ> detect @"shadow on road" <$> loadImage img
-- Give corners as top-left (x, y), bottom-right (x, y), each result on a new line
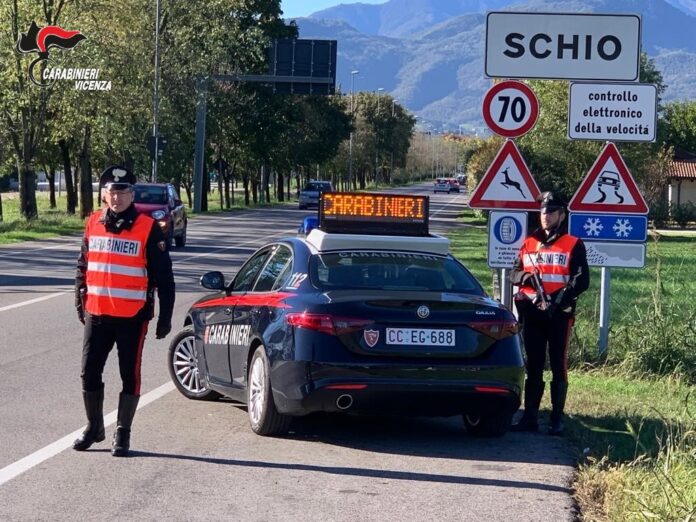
top-left (131, 447), bottom-right (571, 493)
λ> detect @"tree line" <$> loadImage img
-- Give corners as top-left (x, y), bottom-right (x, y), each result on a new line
top-left (0, 0), bottom-right (416, 221)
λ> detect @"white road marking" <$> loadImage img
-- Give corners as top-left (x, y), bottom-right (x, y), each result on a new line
top-left (0, 292), bottom-right (67, 312)
top-left (0, 381), bottom-right (174, 487)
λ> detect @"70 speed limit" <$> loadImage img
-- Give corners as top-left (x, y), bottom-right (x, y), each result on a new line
top-left (482, 80), bottom-right (540, 138)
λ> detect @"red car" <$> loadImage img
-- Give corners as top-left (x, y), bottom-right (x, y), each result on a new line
top-left (133, 183), bottom-right (188, 248)
top-left (448, 178), bottom-right (460, 192)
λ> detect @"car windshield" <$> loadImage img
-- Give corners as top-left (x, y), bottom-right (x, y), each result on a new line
top-left (134, 186), bottom-right (168, 205)
top-left (310, 251), bottom-right (484, 293)
top-left (304, 182), bottom-right (331, 192)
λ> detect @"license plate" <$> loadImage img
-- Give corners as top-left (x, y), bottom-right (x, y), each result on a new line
top-left (385, 328), bottom-right (455, 347)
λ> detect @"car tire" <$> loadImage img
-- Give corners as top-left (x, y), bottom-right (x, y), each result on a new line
top-left (462, 412), bottom-right (512, 437)
top-left (175, 223), bottom-right (187, 248)
top-left (247, 345), bottom-right (292, 436)
top-left (168, 328), bottom-right (220, 401)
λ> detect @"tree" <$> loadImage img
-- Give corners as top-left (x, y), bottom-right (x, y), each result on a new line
top-left (0, 0), bottom-right (79, 219)
top-left (661, 101), bottom-right (696, 154)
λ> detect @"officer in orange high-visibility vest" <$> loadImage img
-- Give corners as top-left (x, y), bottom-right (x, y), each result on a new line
top-left (509, 191), bottom-right (589, 435)
top-left (74, 166), bottom-right (175, 457)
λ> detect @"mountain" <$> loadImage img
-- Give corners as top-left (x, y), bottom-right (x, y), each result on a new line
top-left (297, 0), bottom-right (696, 132)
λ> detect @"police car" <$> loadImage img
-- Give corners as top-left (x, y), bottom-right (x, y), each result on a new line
top-left (168, 192), bottom-right (524, 437)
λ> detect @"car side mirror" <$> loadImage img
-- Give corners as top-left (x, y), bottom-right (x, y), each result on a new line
top-left (200, 271), bottom-right (225, 290)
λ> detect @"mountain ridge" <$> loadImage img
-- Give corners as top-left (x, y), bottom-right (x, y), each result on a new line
top-left (296, 0), bottom-right (696, 131)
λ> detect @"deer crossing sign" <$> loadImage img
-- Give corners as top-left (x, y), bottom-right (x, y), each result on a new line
top-left (485, 12), bottom-right (641, 81)
top-left (468, 140), bottom-right (541, 211)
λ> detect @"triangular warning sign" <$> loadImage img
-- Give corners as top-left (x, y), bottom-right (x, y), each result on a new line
top-left (468, 140), bottom-right (541, 210)
top-left (569, 143), bottom-right (648, 214)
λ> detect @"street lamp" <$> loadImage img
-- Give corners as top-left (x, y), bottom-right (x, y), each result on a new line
top-left (349, 70), bottom-right (359, 189)
top-left (375, 87), bottom-right (384, 184)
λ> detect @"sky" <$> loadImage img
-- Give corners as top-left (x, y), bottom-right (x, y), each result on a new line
top-left (281, 0), bottom-right (387, 19)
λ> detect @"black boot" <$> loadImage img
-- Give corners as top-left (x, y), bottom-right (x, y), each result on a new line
top-left (511, 380), bottom-right (544, 432)
top-left (549, 381), bottom-right (568, 436)
top-left (73, 388), bottom-right (105, 451)
top-left (112, 393), bottom-right (139, 457)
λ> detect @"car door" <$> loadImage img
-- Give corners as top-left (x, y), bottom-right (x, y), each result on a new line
top-left (220, 247), bottom-right (275, 387)
top-left (201, 249), bottom-right (270, 386)
top-left (229, 245), bottom-right (293, 387)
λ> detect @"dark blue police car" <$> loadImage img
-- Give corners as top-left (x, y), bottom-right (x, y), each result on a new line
top-left (168, 192), bottom-right (524, 436)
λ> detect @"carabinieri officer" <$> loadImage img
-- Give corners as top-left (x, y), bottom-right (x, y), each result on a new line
top-left (73, 165), bottom-right (175, 457)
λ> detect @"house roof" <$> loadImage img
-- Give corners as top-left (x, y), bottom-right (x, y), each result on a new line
top-left (668, 158), bottom-right (696, 180)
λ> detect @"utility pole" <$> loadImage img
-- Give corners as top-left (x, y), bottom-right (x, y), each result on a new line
top-left (151, 0), bottom-right (161, 182)
top-left (375, 87), bottom-right (384, 184)
top-left (348, 70), bottom-right (359, 190)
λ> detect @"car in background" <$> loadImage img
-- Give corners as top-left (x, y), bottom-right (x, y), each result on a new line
top-left (299, 180), bottom-right (333, 209)
top-left (448, 178), bottom-right (461, 192)
top-left (433, 178), bottom-right (451, 193)
top-left (167, 191), bottom-right (524, 438)
top-left (133, 183), bottom-right (187, 248)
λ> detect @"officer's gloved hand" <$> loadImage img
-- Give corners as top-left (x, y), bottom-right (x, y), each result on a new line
top-left (76, 304), bottom-right (85, 324)
top-left (155, 318), bottom-right (172, 339)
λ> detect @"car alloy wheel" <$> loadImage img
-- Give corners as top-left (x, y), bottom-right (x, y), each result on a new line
top-left (168, 328), bottom-right (219, 401)
top-left (248, 351), bottom-right (267, 426)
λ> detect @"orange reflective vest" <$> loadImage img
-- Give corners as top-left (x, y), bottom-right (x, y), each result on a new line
top-left (519, 233), bottom-right (579, 299)
top-left (84, 211), bottom-right (153, 318)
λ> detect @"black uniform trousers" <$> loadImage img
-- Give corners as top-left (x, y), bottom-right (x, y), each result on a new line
top-left (81, 313), bottom-right (149, 396)
top-left (519, 304), bottom-right (574, 385)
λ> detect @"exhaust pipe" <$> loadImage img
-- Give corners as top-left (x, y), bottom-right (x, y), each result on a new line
top-left (336, 394), bottom-right (354, 410)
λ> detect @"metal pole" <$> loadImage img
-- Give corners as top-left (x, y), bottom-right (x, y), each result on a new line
top-left (375, 87), bottom-right (383, 184)
top-left (193, 77), bottom-right (208, 213)
top-left (500, 269), bottom-right (513, 309)
top-left (349, 70), bottom-right (359, 190)
top-left (598, 267), bottom-right (611, 356)
top-left (151, 0), bottom-right (161, 182)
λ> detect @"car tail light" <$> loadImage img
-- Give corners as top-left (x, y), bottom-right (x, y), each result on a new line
top-left (286, 313), bottom-right (374, 336)
top-left (468, 320), bottom-right (518, 340)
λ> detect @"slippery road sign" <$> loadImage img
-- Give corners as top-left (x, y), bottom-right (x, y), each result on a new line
top-left (568, 142), bottom-right (648, 214)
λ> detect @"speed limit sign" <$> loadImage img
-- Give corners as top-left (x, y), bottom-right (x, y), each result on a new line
top-left (482, 80), bottom-right (539, 138)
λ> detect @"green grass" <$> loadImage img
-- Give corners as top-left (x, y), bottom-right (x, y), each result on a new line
top-left (0, 192), bottom-right (85, 244)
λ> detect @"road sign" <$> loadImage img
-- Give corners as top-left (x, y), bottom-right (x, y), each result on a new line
top-left (488, 211), bottom-right (527, 268)
top-left (585, 241), bottom-right (646, 268)
top-left (482, 80), bottom-right (539, 138)
top-left (568, 82), bottom-right (657, 142)
top-left (568, 142), bottom-right (648, 214)
top-left (570, 213), bottom-right (647, 242)
top-left (485, 12), bottom-right (641, 81)
top-left (469, 140), bottom-right (541, 210)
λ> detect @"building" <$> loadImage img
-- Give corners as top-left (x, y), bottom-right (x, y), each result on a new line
top-left (667, 149), bottom-right (696, 207)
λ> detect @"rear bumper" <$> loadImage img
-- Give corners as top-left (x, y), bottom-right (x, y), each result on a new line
top-left (272, 361), bottom-right (523, 417)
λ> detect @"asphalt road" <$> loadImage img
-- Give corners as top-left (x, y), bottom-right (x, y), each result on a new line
top-left (0, 184), bottom-right (576, 521)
